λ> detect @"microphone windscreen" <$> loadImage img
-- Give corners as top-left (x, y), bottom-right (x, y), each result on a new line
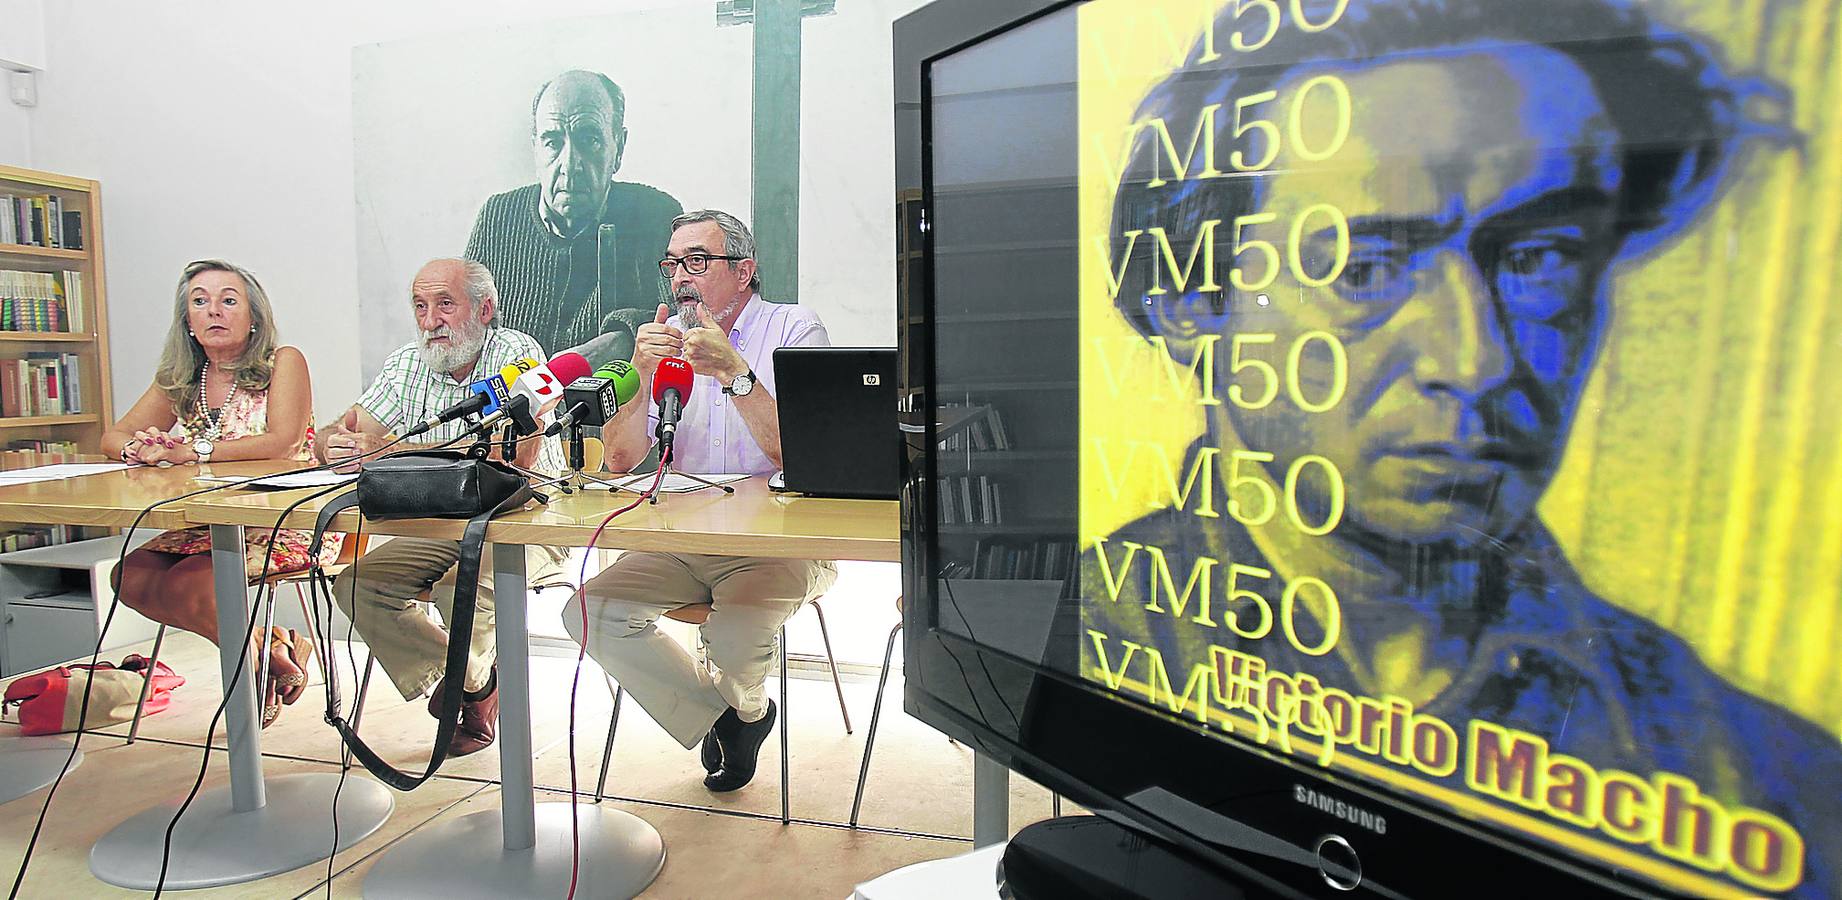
top-left (652, 357), bottom-right (695, 404)
top-left (499, 357), bottom-right (540, 386)
top-left (547, 351), bottom-right (593, 387)
top-left (598, 360), bottom-right (641, 405)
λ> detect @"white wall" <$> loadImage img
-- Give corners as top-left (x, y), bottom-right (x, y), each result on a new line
top-left (0, 101), bottom-right (27, 165)
top-left (26, 0), bottom-right (926, 422)
top-left (0, 0), bottom-right (45, 166)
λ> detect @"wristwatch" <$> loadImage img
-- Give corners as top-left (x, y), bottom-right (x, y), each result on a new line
top-left (192, 438), bottom-right (214, 464)
top-left (723, 370), bottom-right (756, 397)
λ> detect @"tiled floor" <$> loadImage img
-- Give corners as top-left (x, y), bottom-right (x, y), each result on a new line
top-left (0, 631), bottom-right (1065, 898)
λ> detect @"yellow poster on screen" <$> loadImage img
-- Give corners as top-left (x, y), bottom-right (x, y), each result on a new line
top-left (1075, 0), bottom-right (1842, 896)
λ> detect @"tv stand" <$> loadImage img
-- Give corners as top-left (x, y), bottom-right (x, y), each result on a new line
top-left (998, 816), bottom-right (1279, 900)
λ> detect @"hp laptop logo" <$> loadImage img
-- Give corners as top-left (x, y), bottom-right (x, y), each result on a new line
top-left (862, 374), bottom-right (881, 385)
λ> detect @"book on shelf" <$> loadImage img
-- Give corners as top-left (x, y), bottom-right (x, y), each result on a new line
top-left (0, 193), bottom-right (82, 250)
top-left (0, 353), bottom-right (84, 417)
top-left (3, 440), bottom-right (81, 457)
top-left (934, 474), bottom-right (1003, 525)
top-left (0, 269), bottom-right (82, 333)
top-left (935, 402), bottom-right (1012, 453)
top-left (0, 524), bottom-right (77, 552)
top-left (972, 538), bottom-right (1077, 581)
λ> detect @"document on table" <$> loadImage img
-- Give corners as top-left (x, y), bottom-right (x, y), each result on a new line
top-left (0, 463), bottom-right (131, 485)
top-left (585, 472), bottom-right (750, 493)
top-left (196, 470), bottom-right (358, 490)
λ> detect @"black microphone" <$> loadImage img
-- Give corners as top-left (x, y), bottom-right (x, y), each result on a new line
top-left (545, 400), bottom-right (594, 438)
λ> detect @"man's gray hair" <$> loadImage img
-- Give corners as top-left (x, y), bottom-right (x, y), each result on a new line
top-left (671, 209), bottom-right (761, 292)
top-left (422, 258), bottom-right (500, 325)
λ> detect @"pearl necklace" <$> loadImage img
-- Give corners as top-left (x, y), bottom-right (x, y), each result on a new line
top-left (197, 360), bottom-right (238, 440)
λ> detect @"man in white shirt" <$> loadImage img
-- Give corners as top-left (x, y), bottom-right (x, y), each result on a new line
top-left (566, 211), bottom-right (836, 791)
top-left (318, 257), bottom-right (566, 757)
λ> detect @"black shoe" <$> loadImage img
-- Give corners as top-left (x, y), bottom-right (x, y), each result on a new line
top-left (704, 700), bottom-right (776, 792)
top-left (700, 726), bottom-right (722, 774)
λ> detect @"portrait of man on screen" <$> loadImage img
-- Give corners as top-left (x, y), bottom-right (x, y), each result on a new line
top-left (1080, 0), bottom-right (1842, 896)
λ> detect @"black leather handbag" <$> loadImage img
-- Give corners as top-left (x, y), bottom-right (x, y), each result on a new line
top-left (307, 450), bottom-right (534, 790)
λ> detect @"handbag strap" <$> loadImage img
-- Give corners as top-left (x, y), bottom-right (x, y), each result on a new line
top-left (310, 487), bottom-right (523, 791)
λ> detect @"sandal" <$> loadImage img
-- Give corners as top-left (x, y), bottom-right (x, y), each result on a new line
top-left (257, 627), bottom-right (315, 728)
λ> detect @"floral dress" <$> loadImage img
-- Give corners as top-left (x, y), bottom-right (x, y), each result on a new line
top-left (137, 362), bottom-right (344, 578)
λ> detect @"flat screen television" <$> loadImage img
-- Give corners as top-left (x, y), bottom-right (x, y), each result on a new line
top-left (894, 0), bottom-right (1842, 896)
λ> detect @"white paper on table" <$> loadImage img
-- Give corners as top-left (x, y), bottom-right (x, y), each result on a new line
top-left (0, 463), bottom-right (131, 485)
top-left (583, 472), bottom-right (750, 493)
top-left (195, 470), bottom-right (359, 489)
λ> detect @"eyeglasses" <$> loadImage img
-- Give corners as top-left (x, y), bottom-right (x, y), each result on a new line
top-left (658, 253), bottom-right (745, 277)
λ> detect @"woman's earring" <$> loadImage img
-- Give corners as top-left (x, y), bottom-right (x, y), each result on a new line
top-left (249, 325), bottom-right (256, 333)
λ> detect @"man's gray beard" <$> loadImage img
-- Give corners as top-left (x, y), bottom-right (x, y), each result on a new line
top-left (674, 286), bottom-right (703, 330)
top-left (418, 325), bottom-right (487, 376)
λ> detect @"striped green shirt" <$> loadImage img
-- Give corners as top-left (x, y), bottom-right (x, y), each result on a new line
top-left (356, 326), bottom-right (567, 472)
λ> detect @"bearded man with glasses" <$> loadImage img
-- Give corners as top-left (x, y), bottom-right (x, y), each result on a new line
top-left (561, 209), bottom-right (839, 793)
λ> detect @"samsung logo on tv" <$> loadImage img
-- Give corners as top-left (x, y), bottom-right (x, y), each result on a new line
top-left (1295, 785), bottom-right (1388, 835)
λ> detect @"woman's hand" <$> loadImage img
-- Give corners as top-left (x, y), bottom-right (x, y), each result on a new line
top-left (135, 440), bottom-right (197, 466)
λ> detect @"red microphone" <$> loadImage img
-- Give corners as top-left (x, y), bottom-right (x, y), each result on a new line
top-left (652, 357), bottom-right (694, 451)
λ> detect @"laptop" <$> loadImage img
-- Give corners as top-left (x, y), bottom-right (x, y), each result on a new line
top-left (773, 347), bottom-right (899, 499)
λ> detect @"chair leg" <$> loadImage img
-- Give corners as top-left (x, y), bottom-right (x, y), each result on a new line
top-left (808, 600), bottom-right (852, 734)
top-left (779, 625), bottom-right (790, 826)
top-left (595, 678), bottom-right (624, 803)
top-left (850, 622), bottom-right (903, 827)
top-left (127, 624), bottom-right (168, 744)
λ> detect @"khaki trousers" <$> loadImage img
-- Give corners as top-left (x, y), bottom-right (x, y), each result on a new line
top-left (332, 536), bottom-right (568, 700)
top-left (565, 552), bottom-right (838, 749)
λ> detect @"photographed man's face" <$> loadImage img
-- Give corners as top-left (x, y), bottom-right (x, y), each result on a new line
top-left (1211, 46), bottom-right (1624, 549)
top-left (412, 261), bottom-right (491, 377)
top-left (533, 73), bottom-right (627, 236)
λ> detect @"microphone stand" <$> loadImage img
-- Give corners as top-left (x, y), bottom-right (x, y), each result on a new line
top-left (644, 439), bottom-right (736, 505)
top-left (463, 417), bottom-right (568, 497)
top-left (558, 422), bottom-right (622, 492)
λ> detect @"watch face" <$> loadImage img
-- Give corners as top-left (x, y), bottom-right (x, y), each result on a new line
top-left (731, 374), bottom-right (754, 396)
top-left (193, 439), bottom-right (213, 456)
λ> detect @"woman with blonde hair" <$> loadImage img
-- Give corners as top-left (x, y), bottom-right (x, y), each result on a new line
top-left (102, 259), bottom-right (338, 727)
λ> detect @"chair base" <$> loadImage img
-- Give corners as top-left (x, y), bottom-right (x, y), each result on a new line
top-left (363, 802), bottom-right (663, 900)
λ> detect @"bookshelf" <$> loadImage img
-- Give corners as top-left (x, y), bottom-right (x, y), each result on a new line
top-left (901, 180), bottom-right (1078, 579)
top-left (0, 164), bottom-right (114, 457)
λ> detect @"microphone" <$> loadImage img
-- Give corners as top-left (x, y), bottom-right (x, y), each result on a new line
top-left (471, 352), bottom-right (592, 437)
top-left (653, 357), bottom-right (694, 453)
top-left (546, 360), bottom-right (640, 436)
top-left (404, 372), bottom-right (509, 438)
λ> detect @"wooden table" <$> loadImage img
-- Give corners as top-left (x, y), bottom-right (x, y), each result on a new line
top-left (183, 473), bottom-right (900, 898)
top-left (17, 461), bottom-right (400, 891)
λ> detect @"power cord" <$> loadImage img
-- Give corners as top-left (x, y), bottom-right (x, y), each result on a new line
top-left (5, 434), bottom-right (414, 900)
top-left (564, 452), bottom-right (668, 898)
top-left (151, 479), bottom-right (364, 898)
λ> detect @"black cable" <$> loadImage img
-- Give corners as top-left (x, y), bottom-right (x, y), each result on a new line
top-left (6, 434), bottom-right (413, 900)
top-left (322, 513), bottom-right (364, 898)
top-left (151, 478), bottom-right (361, 898)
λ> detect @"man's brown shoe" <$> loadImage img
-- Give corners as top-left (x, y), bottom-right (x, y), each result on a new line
top-left (429, 669), bottom-right (498, 757)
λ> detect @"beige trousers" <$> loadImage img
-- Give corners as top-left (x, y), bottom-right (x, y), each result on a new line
top-left (332, 536), bottom-right (568, 700)
top-left (565, 552), bottom-right (838, 749)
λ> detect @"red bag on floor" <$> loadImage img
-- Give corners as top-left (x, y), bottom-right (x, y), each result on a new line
top-left (2, 655), bottom-right (185, 736)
